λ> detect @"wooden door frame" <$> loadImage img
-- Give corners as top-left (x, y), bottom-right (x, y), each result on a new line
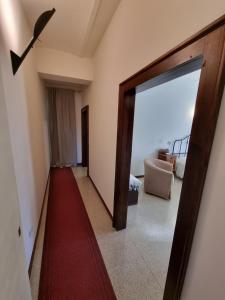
top-left (81, 105), bottom-right (89, 176)
top-left (113, 15), bottom-right (225, 300)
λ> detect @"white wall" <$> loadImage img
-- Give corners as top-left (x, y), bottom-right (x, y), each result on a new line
top-left (82, 0), bottom-right (225, 298)
top-left (182, 87), bottom-right (225, 299)
top-left (83, 0), bottom-right (225, 214)
top-left (0, 0), bottom-right (50, 267)
top-left (35, 47), bottom-right (93, 83)
top-left (131, 70), bottom-right (201, 176)
top-left (0, 57), bottom-right (31, 300)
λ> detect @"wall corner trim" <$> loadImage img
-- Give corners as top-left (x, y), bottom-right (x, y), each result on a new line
top-left (88, 175), bottom-right (113, 220)
top-left (28, 170), bottom-right (50, 277)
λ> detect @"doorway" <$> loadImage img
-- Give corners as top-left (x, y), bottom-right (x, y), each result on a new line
top-left (113, 19), bottom-right (225, 300)
top-left (81, 105), bottom-right (89, 174)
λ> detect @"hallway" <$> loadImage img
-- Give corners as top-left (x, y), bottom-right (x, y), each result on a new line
top-left (1, 1), bottom-right (225, 299)
top-left (31, 167), bottom-right (181, 300)
top-left (38, 168), bottom-right (116, 299)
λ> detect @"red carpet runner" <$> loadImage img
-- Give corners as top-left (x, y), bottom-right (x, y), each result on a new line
top-left (39, 168), bottom-right (116, 300)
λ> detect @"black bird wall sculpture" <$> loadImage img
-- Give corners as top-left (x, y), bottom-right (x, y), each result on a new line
top-left (10, 8), bottom-right (56, 75)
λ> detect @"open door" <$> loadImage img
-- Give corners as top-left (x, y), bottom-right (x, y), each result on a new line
top-left (81, 106), bottom-right (89, 174)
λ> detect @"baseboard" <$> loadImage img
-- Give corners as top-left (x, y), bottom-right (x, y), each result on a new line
top-left (28, 170), bottom-right (50, 277)
top-left (88, 175), bottom-right (113, 220)
top-left (76, 163), bottom-right (83, 166)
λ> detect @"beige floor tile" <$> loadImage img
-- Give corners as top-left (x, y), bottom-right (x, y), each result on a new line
top-left (108, 261), bottom-right (162, 300)
top-left (73, 167), bottom-right (182, 299)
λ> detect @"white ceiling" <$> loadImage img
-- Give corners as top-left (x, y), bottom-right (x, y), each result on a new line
top-left (21, 0), bottom-right (121, 57)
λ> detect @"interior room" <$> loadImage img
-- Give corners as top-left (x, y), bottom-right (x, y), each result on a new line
top-left (131, 69), bottom-right (201, 178)
top-left (0, 1), bottom-right (225, 300)
top-left (126, 69), bottom-right (201, 294)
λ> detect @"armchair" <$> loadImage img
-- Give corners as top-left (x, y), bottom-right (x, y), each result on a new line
top-left (144, 158), bottom-right (174, 200)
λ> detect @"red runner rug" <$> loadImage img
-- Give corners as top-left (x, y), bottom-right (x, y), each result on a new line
top-left (39, 168), bottom-right (116, 300)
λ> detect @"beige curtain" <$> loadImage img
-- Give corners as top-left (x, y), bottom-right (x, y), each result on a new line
top-left (48, 88), bottom-right (77, 167)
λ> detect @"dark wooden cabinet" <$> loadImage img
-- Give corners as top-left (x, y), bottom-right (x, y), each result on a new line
top-left (127, 190), bottom-right (139, 206)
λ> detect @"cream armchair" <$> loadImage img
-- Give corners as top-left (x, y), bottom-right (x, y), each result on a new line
top-left (144, 158), bottom-right (174, 200)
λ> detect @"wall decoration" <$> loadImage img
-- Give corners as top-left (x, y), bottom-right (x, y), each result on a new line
top-left (10, 8), bottom-right (56, 75)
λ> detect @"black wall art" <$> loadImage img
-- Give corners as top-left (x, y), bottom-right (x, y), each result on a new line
top-left (10, 8), bottom-right (56, 75)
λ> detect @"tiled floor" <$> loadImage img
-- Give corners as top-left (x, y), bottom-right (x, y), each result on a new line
top-left (30, 167), bottom-right (182, 300)
top-left (73, 167), bottom-right (182, 300)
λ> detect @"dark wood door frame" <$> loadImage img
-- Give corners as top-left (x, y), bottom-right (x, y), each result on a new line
top-left (113, 15), bottom-right (225, 300)
top-left (81, 105), bottom-right (89, 176)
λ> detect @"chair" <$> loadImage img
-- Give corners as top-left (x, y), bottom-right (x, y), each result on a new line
top-left (144, 158), bottom-right (174, 200)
